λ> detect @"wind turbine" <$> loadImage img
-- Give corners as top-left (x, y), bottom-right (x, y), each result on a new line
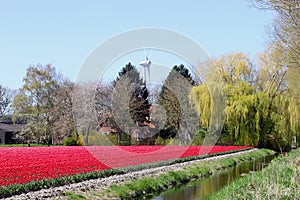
top-left (139, 49), bottom-right (152, 85)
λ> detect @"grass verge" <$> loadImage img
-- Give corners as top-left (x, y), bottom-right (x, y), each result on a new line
top-left (102, 149), bottom-right (274, 199)
top-left (206, 148), bottom-right (300, 200)
top-left (63, 191), bottom-right (87, 200)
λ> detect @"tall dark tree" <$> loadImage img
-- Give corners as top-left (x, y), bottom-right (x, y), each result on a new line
top-left (114, 62), bottom-right (142, 87)
top-left (158, 64), bottom-right (197, 142)
top-left (110, 63), bottom-right (151, 144)
top-left (130, 84), bottom-right (151, 125)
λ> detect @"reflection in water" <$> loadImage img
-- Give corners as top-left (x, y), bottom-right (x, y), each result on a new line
top-left (153, 154), bottom-right (276, 200)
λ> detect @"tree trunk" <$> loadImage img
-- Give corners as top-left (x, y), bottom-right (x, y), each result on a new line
top-left (85, 127), bottom-right (90, 146)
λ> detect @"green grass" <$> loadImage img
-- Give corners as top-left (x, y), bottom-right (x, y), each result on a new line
top-left (101, 149), bottom-right (274, 199)
top-left (63, 191), bottom-right (86, 200)
top-left (206, 148), bottom-right (300, 200)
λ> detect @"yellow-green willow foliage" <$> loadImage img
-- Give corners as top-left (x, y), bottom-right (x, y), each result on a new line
top-left (287, 67), bottom-right (300, 140)
top-left (224, 82), bottom-right (259, 146)
top-left (255, 92), bottom-right (298, 152)
top-left (288, 96), bottom-right (300, 140)
top-left (214, 53), bottom-right (255, 85)
top-left (190, 84), bottom-right (211, 129)
top-left (214, 53), bottom-right (258, 146)
top-left (191, 52), bottom-right (298, 151)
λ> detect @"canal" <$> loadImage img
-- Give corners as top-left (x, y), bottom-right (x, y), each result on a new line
top-left (153, 154), bottom-right (276, 200)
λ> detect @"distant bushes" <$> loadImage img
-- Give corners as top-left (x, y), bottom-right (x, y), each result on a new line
top-left (63, 134), bottom-right (83, 146)
top-left (191, 129), bottom-right (206, 146)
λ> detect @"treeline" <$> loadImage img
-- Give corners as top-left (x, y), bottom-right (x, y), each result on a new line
top-left (0, 63), bottom-right (199, 146)
top-left (0, 47), bottom-right (298, 152)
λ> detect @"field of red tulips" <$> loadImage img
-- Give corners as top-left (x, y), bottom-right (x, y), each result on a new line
top-left (0, 145), bottom-right (252, 186)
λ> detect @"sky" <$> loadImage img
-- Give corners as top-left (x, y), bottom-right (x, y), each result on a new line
top-left (0, 0), bottom-right (275, 89)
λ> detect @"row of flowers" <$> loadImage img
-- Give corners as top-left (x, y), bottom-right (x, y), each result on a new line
top-left (0, 145), bottom-right (252, 186)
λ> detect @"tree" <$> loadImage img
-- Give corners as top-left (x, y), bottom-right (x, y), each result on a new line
top-left (111, 63), bottom-right (151, 144)
top-left (190, 84), bottom-right (211, 130)
top-left (158, 64), bottom-right (198, 143)
top-left (130, 84), bottom-right (151, 125)
top-left (72, 81), bottom-right (98, 145)
top-left (51, 80), bottom-right (77, 143)
top-left (12, 64), bottom-right (62, 145)
top-left (191, 54), bottom-right (259, 146)
top-left (94, 81), bottom-right (114, 127)
top-left (253, 0), bottom-right (300, 69)
top-left (253, 0), bottom-right (300, 149)
top-left (192, 52), bottom-right (295, 151)
top-left (256, 44), bottom-right (298, 151)
top-left (0, 84), bottom-right (15, 120)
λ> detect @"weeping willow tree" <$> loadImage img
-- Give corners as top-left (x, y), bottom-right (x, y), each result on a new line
top-left (191, 52), bottom-right (298, 151)
top-left (288, 94), bottom-right (300, 147)
top-left (190, 84), bottom-right (211, 130)
top-left (224, 82), bottom-right (259, 146)
top-left (190, 57), bottom-right (226, 146)
top-left (191, 53), bottom-right (259, 146)
top-left (287, 67), bottom-right (300, 148)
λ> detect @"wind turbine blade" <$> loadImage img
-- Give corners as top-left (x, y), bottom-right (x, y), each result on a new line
top-left (144, 48), bottom-right (146, 59)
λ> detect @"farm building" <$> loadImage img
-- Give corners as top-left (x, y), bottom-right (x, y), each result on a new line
top-left (0, 123), bottom-right (23, 144)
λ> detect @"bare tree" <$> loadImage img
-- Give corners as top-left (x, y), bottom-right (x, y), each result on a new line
top-left (253, 0), bottom-right (300, 69)
top-left (94, 81), bottom-right (114, 127)
top-left (0, 84), bottom-right (15, 120)
top-left (72, 82), bottom-right (98, 145)
top-left (51, 80), bottom-right (77, 143)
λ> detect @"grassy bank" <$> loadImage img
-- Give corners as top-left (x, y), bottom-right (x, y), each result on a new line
top-left (98, 149), bottom-right (274, 199)
top-left (207, 148), bottom-right (300, 200)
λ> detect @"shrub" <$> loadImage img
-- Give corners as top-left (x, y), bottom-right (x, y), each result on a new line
top-left (108, 133), bottom-right (118, 145)
top-left (191, 129), bottom-right (206, 145)
top-left (63, 134), bottom-right (83, 146)
top-left (155, 136), bottom-right (175, 145)
top-left (86, 131), bottom-right (114, 146)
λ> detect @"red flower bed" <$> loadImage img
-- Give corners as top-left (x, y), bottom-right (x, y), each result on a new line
top-left (0, 146), bottom-right (252, 186)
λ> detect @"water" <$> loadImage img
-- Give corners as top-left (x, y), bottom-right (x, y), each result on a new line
top-left (153, 154), bottom-right (276, 200)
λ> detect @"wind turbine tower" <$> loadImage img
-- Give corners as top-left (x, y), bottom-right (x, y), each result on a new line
top-left (139, 51), bottom-right (151, 85)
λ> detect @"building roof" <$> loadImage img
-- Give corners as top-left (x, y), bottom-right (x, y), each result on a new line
top-left (0, 115), bottom-right (27, 124)
top-left (99, 126), bottom-right (117, 133)
top-left (0, 123), bottom-right (23, 132)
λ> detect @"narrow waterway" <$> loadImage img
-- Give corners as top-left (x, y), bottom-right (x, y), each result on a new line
top-left (153, 154), bottom-right (276, 200)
